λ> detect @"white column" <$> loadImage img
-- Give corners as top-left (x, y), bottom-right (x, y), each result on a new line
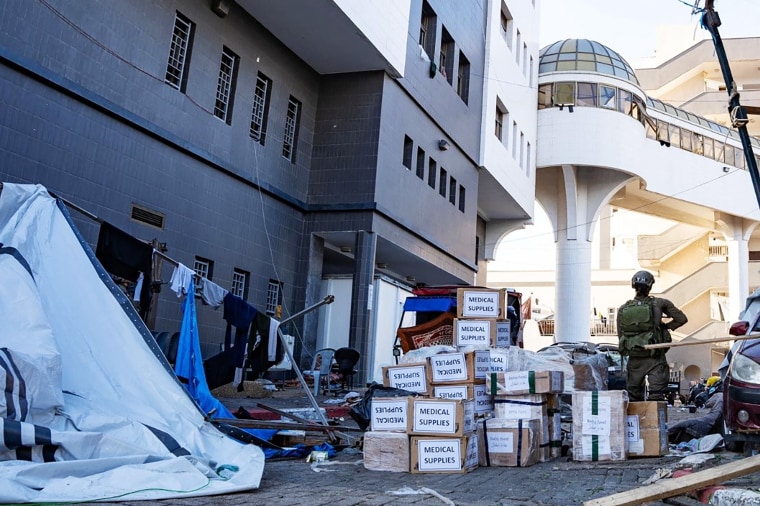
top-left (727, 237), bottom-right (749, 321)
top-left (555, 237), bottom-right (593, 342)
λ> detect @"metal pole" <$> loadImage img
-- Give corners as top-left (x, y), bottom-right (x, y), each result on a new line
top-left (275, 295), bottom-right (336, 434)
top-left (701, 3), bottom-right (760, 209)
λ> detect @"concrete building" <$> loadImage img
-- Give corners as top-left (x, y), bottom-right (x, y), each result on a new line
top-left (0, 0), bottom-right (539, 383)
top-left (488, 34), bottom-right (760, 389)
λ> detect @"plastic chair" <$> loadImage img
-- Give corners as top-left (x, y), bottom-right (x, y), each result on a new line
top-left (334, 347), bottom-right (360, 391)
top-left (309, 348), bottom-right (335, 396)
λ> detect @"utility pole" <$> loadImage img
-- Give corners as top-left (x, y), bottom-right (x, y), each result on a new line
top-left (699, 0), bottom-right (760, 208)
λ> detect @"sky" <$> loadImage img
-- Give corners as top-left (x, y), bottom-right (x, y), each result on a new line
top-left (538, 0), bottom-right (760, 62)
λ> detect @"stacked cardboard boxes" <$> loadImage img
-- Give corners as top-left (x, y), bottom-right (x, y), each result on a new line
top-left (627, 401), bottom-right (668, 457)
top-left (571, 390), bottom-right (628, 461)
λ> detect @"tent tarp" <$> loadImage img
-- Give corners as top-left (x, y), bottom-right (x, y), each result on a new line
top-left (0, 183), bottom-right (264, 502)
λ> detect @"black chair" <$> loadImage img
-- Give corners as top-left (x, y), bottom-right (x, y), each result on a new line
top-left (333, 347), bottom-right (360, 391)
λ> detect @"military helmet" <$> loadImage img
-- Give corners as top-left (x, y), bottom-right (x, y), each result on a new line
top-left (631, 270), bottom-right (655, 289)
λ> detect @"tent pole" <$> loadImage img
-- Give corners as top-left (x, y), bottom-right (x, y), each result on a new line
top-left (276, 295), bottom-right (336, 432)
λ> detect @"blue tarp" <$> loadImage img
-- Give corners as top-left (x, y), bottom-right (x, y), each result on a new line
top-left (402, 297), bottom-right (456, 313)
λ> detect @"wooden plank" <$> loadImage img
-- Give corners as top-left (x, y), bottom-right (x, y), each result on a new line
top-left (583, 454), bottom-right (760, 506)
top-left (212, 417), bottom-right (363, 432)
top-left (645, 333), bottom-right (760, 350)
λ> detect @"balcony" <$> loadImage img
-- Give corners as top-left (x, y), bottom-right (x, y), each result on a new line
top-left (537, 319), bottom-right (617, 337)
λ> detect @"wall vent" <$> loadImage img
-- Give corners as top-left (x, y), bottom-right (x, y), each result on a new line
top-left (131, 204), bottom-right (165, 230)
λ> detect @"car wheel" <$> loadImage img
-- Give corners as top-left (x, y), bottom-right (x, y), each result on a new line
top-left (723, 420), bottom-right (745, 453)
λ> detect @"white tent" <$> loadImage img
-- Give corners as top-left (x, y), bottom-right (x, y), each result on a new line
top-left (0, 183), bottom-right (264, 502)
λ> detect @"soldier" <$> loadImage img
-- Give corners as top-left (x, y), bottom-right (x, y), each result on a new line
top-left (617, 270), bottom-right (688, 401)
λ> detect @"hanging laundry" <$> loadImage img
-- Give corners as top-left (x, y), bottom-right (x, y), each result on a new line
top-left (95, 221), bottom-right (153, 318)
top-left (267, 317), bottom-right (280, 362)
top-left (201, 277), bottom-right (228, 308)
top-left (169, 263), bottom-right (195, 297)
top-left (247, 312), bottom-right (284, 380)
top-left (222, 292), bottom-right (257, 368)
top-left (174, 278), bottom-right (235, 419)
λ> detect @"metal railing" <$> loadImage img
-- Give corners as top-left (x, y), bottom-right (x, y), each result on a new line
top-left (537, 319), bottom-right (617, 337)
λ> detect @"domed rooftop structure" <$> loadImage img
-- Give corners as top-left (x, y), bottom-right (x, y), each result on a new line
top-left (539, 39), bottom-right (639, 85)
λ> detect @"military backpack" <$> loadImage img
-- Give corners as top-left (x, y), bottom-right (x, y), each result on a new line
top-left (618, 297), bottom-right (671, 355)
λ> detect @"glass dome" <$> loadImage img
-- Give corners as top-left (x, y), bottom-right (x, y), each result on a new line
top-left (539, 39), bottom-right (639, 85)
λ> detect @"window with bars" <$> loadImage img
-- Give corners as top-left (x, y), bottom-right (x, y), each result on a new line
top-left (282, 96), bottom-right (301, 162)
top-left (250, 72), bottom-right (272, 143)
top-left (214, 46), bottom-right (238, 123)
top-left (231, 268), bottom-right (249, 299)
top-left (193, 257), bottom-right (213, 296)
top-left (266, 280), bottom-right (283, 316)
top-left (165, 12), bottom-right (194, 92)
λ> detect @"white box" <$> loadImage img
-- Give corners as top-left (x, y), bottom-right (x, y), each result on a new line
top-left (370, 397), bottom-right (409, 432)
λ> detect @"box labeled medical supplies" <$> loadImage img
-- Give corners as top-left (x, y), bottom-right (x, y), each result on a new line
top-left (488, 370), bottom-right (564, 396)
top-left (408, 398), bottom-right (466, 437)
top-left (434, 384), bottom-right (475, 401)
top-left (473, 382), bottom-right (493, 415)
top-left (410, 434), bottom-right (479, 474)
top-left (428, 351), bottom-right (475, 384)
top-left (477, 418), bottom-right (540, 467)
top-left (382, 362), bottom-right (430, 395)
top-left (454, 319), bottom-right (497, 349)
top-left (363, 431), bottom-right (410, 472)
top-left (457, 288), bottom-right (505, 319)
top-left (370, 397), bottom-right (410, 432)
top-left (627, 401), bottom-right (668, 457)
top-left (495, 320), bottom-right (512, 347)
top-left (572, 390), bottom-right (628, 462)
top-left (493, 394), bottom-right (547, 420)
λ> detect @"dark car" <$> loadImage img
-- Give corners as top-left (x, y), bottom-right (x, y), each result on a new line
top-left (722, 288), bottom-right (760, 452)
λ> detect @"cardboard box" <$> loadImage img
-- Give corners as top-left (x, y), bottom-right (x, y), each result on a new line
top-left (382, 362), bottom-right (430, 395)
top-left (363, 431), bottom-right (410, 472)
top-left (428, 351), bottom-right (475, 384)
top-left (408, 397), bottom-right (467, 437)
top-left (627, 401), bottom-right (668, 457)
top-left (495, 320), bottom-right (512, 347)
top-left (370, 397), bottom-right (410, 432)
top-left (488, 371), bottom-right (564, 396)
top-left (572, 390), bottom-right (628, 462)
top-left (433, 383), bottom-right (476, 401)
top-left (454, 318), bottom-right (497, 349)
top-left (493, 394), bottom-right (547, 420)
top-left (473, 382), bottom-right (493, 415)
top-left (473, 349), bottom-right (509, 380)
top-left (410, 434), bottom-right (479, 474)
top-left (457, 288), bottom-right (505, 319)
top-left (477, 418), bottom-right (540, 467)
top-left (547, 393), bottom-right (563, 459)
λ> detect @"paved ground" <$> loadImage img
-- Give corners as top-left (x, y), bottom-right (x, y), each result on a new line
top-left (97, 388), bottom-right (760, 506)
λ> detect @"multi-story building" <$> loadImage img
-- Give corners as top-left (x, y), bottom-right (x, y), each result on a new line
top-left (0, 0), bottom-right (539, 383)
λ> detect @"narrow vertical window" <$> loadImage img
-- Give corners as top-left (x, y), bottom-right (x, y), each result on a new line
top-left (416, 147), bottom-right (425, 180)
top-left (515, 30), bottom-right (521, 64)
top-left (419, 1), bottom-right (437, 61)
top-left (282, 96), bottom-right (301, 162)
top-left (428, 158), bottom-right (437, 188)
top-left (449, 177), bottom-right (457, 205)
top-left (495, 106), bottom-right (504, 141)
top-left (512, 121), bottom-right (518, 159)
top-left (231, 268), bottom-right (249, 299)
top-left (501, 7), bottom-right (513, 50)
top-left (529, 56), bottom-right (534, 87)
top-left (457, 52), bottom-right (470, 104)
top-left (250, 72), bottom-right (272, 144)
top-left (214, 46), bottom-right (238, 123)
top-left (519, 132), bottom-right (525, 169)
top-left (266, 280), bottom-right (283, 317)
top-left (440, 27), bottom-right (454, 84)
top-left (458, 185), bottom-right (466, 212)
top-left (526, 142), bottom-right (532, 176)
top-left (403, 135), bottom-right (413, 169)
top-left (439, 168), bottom-right (447, 197)
top-left (522, 43), bottom-right (528, 76)
top-left (165, 12), bottom-right (194, 92)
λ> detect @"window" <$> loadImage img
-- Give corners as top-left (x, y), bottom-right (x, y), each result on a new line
top-left (519, 132), bottom-right (525, 169)
top-left (692, 132), bottom-right (704, 155)
top-left (416, 147), bottom-right (425, 180)
top-left (668, 124), bottom-right (681, 149)
top-left (599, 85), bottom-right (616, 109)
top-left (282, 96), bottom-right (301, 162)
top-left (193, 257), bottom-right (213, 296)
top-left (681, 129), bottom-right (693, 151)
top-left (165, 12), bottom-right (194, 92)
top-left (428, 158), bottom-right (437, 188)
top-left (457, 52), bottom-right (470, 104)
top-left (537, 83), bottom-right (552, 109)
top-left (419, 1), bottom-right (436, 60)
top-left (703, 137), bottom-right (714, 159)
top-left (526, 142), bottom-right (532, 175)
top-left (522, 43), bottom-right (528, 76)
top-left (714, 140), bottom-right (725, 163)
top-left (403, 135), bottom-right (413, 169)
top-left (553, 82), bottom-right (575, 107)
top-left (512, 121), bottom-right (518, 159)
top-left (576, 83), bottom-right (597, 107)
top-left (495, 106), bottom-right (504, 140)
top-left (458, 185), bottom-right (466, 213)
top-left (266, 280), bottom-right (283, 317)
top-left (449, 177), bottom-right (457, 205)
top-left (440, 28), bottom-right (454, 84)
top-left (529, 56), bottom-right (534, 87)
top-left (250, 72), bottom-right (272, 143)
top-left (439, 168), bottom-right (447, 197)
top-left (231, 269), bottom-right (249, 299)
top-left (500, 7), bottom-right (513, 49)
top-left (515, 30), bottom-right (521, 64)
top-left (214, 46), bottom-right (238, 123)
top-left (725, 144), bottom-right (735, 167)
top-left (735, 147), bottom-right (745, 169)
top-left (617, 89), bottom-right (633, 115)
